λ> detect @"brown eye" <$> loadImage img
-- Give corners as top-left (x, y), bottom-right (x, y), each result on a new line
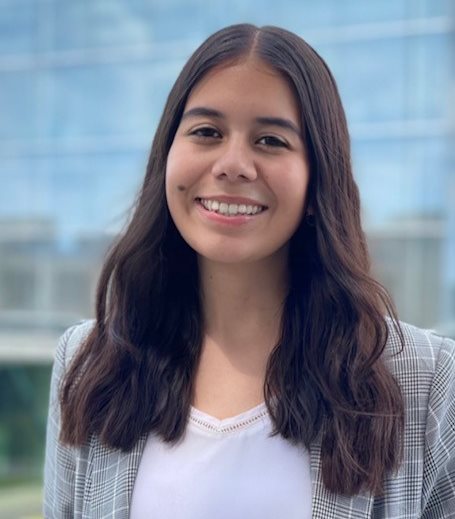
top-left (190, 127), bottom-right (222, 139)
top-left (257, 135), bottom-right (288, 148)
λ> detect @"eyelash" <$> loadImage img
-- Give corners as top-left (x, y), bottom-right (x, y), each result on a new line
top-left (257, 135), bottom-right (288, 148)
top-left (188, 126), bottom-right (289, 148)
top-left (190, 127), bottom-right (222, 139)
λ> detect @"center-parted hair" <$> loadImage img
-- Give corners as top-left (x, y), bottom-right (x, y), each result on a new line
top-left (60, 24), bottom-right (404, 496)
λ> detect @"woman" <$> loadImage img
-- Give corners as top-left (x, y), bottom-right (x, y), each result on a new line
top-left (43, 24), bottom-right (455, 518)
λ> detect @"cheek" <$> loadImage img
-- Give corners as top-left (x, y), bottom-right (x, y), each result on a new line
top-left (165, 147), bottom-right (186, 202)
top-left (165, 147), bottom-right (197, 222)
top-left (165, 147), bottom-right (180, 187)
top-left (165, 156), bottom-right (180, 216)
top-left (165, 142), bottom-right (202, 191)
top-left (273, 166), bottom-right (309, 212)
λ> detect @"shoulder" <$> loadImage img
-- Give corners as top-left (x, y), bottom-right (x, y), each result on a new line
top-left (55, 319), bottom-right (96, 370)
top-left (44, 319), bottom-right (96, 516)
top-left (383, 319), bottom-right (455, 435)
top-left (384, 319), bottom-right (455, 382)
top-left (381, 320), bottom-right (455, 514)
top-left (385, 323), bottom-right (455, 516)
top-left (49, 319), bottom-right (96, 405)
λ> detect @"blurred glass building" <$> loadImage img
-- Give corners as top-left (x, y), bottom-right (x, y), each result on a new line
top-left (0, 0), bottom-right (454, 511)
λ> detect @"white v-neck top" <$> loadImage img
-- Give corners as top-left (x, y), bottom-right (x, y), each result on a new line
top-left (130, 402), bottom-right (312, 518)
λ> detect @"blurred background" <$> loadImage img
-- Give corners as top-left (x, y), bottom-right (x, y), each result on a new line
top-left (0, 0), bottom-right (454, 516)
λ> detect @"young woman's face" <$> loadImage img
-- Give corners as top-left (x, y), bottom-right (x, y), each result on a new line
top-left (165, 58), bottom-right (310, 265)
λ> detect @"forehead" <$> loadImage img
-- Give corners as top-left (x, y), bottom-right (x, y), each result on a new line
top-left (185, 58), bottom-right (300, 119)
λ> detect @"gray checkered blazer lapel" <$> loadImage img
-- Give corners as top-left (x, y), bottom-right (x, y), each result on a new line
top-left (87, 434), bottom-right (147, 518)
top-left (309, 434), bottom-right (374, 518)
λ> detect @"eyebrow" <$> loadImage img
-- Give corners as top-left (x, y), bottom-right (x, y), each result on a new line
top-left (181, 107), bottom-right (302, 138)
top-left (181, 107), bottom-right (223, 121)
top-left (256, 116), bottom-right (301, 137)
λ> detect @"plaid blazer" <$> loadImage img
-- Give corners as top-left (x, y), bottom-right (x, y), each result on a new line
top-left (43, 319), bottom-right (455, 518)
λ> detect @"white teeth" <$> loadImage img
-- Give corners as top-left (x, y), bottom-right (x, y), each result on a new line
top-left (228, 204), bottom-right (238, 215)
top-left (199, 198), bottom-right (265, 216)
top-left (219, 203), bottom-right (229, 214)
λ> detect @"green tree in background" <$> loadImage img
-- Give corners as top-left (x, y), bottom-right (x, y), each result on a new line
top-left (0, 365), bottom-right (52, 486)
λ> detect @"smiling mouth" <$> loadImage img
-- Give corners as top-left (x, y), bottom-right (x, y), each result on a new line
top-left (195, 197), bottom-right (268, 217)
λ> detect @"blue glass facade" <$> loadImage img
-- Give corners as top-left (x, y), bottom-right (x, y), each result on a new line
top-left (0, 0), bottom-right (453, 326)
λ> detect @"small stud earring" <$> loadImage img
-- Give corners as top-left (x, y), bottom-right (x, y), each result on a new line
top-left (305, 213), bottom-right (315, 227)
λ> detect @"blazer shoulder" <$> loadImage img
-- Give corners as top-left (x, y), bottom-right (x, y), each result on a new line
top-left (385, 318), bottom-right (455, 380)
top-left (44, 319), bottom-right (96, 518)
top-left (56, 319), bottom-right (96, 370)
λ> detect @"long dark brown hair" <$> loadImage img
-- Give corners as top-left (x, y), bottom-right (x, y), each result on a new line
top-left (60, 24), bottom-right (404, 496)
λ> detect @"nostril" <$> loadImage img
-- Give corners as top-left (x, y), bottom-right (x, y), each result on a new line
top-left (214, 169), bottom-right (256, 180)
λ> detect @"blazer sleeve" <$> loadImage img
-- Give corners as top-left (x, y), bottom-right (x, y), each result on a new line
top-left (421, 335), bottom-right (455, 518)
top-left (43, 323), bottom-right (84, 519)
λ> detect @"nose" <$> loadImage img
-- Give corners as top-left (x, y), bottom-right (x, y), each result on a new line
top-left (210, 137), bottom-right (257, 182)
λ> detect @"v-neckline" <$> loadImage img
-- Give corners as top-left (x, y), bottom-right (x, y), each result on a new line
top-left (189, 401), bottom-right (268, 434)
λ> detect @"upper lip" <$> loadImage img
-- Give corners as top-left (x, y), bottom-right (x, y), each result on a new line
top-left (196, 195), bottom-right (268, 207)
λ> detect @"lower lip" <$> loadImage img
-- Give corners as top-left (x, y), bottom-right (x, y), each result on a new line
top-left (195, 201), bottom-right (266, 226)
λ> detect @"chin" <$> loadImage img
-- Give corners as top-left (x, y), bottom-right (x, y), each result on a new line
top-left (195, 243), bottom-right (286, 266)
top-left (198, 251), bottom-right (257, 265)
top-left (184, 234), bottom-right (289, 266)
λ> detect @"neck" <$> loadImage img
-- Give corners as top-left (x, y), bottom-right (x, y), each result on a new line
top-left (198, 253), bottom-right (289, 353)
top-left (192, 253), bottom-right (289, 414)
